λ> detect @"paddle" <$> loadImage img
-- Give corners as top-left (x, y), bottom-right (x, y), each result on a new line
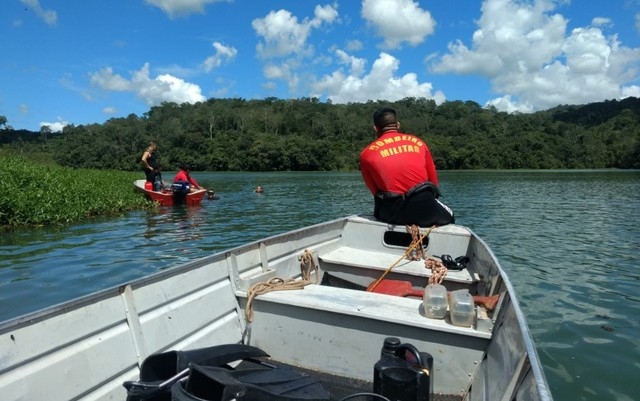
top-left (369, 279), bottom-right (424, 297)
top-left (367, 279), bottom-right (500, 311)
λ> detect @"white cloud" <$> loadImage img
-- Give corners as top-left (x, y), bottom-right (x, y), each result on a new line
top-left (431, 0), bottom-right (640, 112)
top-left (621, 85), bottom-right (640, 98)
top-left (40, 118), bottom-right (68, 133)
top-left (250, 5), bottom-right (341, 96)
top-left (252, 10), bottom-right (310, 58)
top-left (361, 0), bottom-right (436, 48)
top-left (90, 67), bottom-right (131, 91)
top-left (264, 64), bottom-right (289, 80)
top-left (262, 81), bottom-right (277, 91)
top-left (20, 0), bottom-right (57, 26)
top-left (203, 42), bottom-right (238, 72)
top-left (252, 4), bottom-right (339, 59)
top-left (591, 17), bottom-right (612, 28)
top-left (313, 3), bottom-right (340, 26)
top-left (345, 40), bottom-right (363, 52)
top-left (485, 95), bottom-right (534, 113)
top-left (313, 51), bottom-right (445, 104)
top-left (90, 63), bottom-right (205, 105)
top-left (145, 0), bottom-right (229, 18)
top-left (562, 28), bottom-right (611, 74)
top-left (335, 49), bottom-right (366, 77)
top-left (263, 63), bottom-right (300, 93)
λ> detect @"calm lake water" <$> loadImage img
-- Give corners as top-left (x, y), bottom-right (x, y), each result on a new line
top-left (1, 170), bottom-right (639, 401)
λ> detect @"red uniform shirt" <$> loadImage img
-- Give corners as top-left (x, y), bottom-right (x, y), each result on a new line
top-left (359, 130), bottom-right (439, 194)
top-left (173, 170), bottom-right (199, 187)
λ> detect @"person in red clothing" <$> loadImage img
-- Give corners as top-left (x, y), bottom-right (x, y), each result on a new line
top-left (173, 164), bottom-right (204, 192)
top-left (359, 108), bottom-right (454, 227)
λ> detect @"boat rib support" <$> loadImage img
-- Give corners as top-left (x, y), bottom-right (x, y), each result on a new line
top-left (120, 284), bottom-right (148, 367)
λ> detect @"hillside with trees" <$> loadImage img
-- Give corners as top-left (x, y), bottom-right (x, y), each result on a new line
top-left (1, 97), bottom-right (639, 171)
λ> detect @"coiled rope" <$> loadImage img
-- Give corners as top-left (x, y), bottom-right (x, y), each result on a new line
top-left (406, 225), bottom-right (426, 261)
top-left (425, 257), bottom-right (447, 285)
top-left (244, 249), bottom-right (317, 323)
top-left (367, 225), bottom-right (435, 292)
top-left (299, 248), bottom-right (319, 282)
top-left (402, 224), bottom-right (449, 284)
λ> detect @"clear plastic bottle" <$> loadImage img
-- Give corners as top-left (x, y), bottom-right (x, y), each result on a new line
top-left (448, 290), bottom-right (476, 327)
top-left (423, 284), bottom-right (447, 319)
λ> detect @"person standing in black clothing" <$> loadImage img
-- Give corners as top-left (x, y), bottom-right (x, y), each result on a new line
top-left (141, 142), bottom-right (162, 190)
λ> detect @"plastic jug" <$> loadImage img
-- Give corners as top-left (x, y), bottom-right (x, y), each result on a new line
top-left (449, 290), bottom-right (475, 327)
top-left (423, 284), bottom-right (447, 319)
top-left (373, 337), bottom-right (433, 401)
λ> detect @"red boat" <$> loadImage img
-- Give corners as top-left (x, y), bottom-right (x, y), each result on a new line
top-left (133, 179), bottom-right (207, 206)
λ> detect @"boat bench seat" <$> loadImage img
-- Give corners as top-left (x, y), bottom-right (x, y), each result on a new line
top-left (318, 247), bottom-right (477, 284)
top-left (248, 283), bottom-right (490, 339)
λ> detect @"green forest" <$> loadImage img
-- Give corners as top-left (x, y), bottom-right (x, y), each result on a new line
top-left (1, 96), bottom-right (639, 171)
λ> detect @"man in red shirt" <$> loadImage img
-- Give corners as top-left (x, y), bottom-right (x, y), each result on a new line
top-left (359, 108), bottom-right (454, 227)
top-left (173, 164), bottom-right (203, 192)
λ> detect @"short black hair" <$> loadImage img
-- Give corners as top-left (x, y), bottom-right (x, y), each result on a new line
top-left (180, 164), bottom-right (190, 171)
top-left (373, 108), bottom-right (397, 129)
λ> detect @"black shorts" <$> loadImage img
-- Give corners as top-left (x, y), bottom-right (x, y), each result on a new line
top-left (373, 182), bottom-right (454, 227)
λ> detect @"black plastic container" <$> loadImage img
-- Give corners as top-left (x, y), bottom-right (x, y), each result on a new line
top-left (373, 337), bottom-right (433, 401)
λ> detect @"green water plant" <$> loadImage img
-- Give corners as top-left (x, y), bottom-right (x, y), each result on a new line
top-left (0, 156), bottom-right (154, 229)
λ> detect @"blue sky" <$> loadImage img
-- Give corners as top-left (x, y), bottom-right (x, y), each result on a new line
top-left (2, 0), bottom-right (640, 132)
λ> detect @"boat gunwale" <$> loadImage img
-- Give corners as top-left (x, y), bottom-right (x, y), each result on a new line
top-left (466, 225), bottom-right (553, 401)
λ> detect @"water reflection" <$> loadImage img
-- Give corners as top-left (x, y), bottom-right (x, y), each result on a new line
top-left (143, 205), bottom-right (207, 241)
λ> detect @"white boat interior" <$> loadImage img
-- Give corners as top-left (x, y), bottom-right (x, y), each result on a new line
top-left (0, 214), bottom-right (553, 401)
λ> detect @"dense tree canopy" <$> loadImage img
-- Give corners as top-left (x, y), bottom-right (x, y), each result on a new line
top-left (2, 96), bottom-right (639, 171)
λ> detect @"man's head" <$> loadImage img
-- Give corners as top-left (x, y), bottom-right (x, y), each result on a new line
top-left (373, 108), bottom-right (399, 136)
top-left (181, 164), bottom-right (190, 172)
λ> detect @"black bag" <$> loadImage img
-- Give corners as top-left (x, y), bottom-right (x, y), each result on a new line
top-left (123, 344), bottom-right (331, 401)
top-left (171, 363), bottom-right (331, 401)
top-left (124, 344), bottom-right (268, 401)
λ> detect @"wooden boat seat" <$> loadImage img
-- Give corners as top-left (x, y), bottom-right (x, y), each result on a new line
top-left (319, 247), bottom-right (478, 284)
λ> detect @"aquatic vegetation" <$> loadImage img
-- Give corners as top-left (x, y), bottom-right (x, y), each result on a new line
top-left (0, 156), bottom-right (153, 229)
